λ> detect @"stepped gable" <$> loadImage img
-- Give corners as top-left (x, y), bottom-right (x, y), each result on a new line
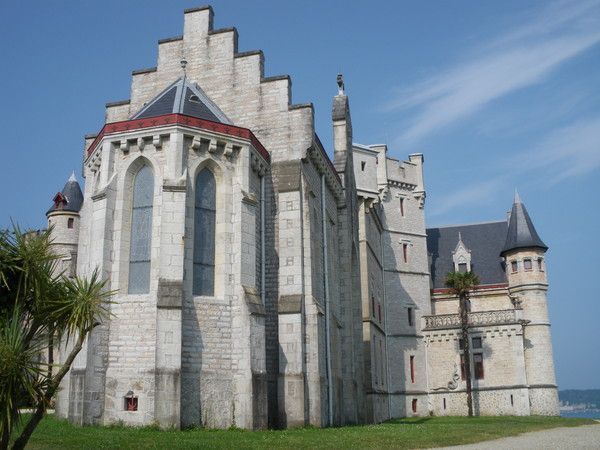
top-left (101, 5), bottom-right (316, 164)
top-left (501, 191), bottom-right (548, 256)
top-left (427, 221), bottom-right (508, 289)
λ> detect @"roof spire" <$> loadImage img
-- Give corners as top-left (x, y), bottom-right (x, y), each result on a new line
top-left (514, 188), bottom-right (522, 204)
top-left (501, 193), bottom-right (547, 256)
top-left (68, 171), bottom-right (77, 182)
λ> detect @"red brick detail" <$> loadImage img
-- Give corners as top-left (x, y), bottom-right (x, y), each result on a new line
top-left (85, 114), bottom-right (270, 163)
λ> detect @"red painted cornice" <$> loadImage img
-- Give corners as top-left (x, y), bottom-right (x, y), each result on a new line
top-left (85, 114), bottom-right (270, 163)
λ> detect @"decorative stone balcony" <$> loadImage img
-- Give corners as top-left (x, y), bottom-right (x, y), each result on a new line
top-left (423, 309), bottom-right (522, 330)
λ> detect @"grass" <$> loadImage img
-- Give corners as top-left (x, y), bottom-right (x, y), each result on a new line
top-left (19, 414), bottom-right (595, 449)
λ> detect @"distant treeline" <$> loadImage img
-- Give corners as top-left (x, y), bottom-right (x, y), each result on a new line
top-left (559, 389), bottom-right (600, 408)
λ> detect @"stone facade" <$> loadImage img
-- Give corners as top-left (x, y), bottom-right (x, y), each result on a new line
top-left (48, 6), bottom-right (559, 430)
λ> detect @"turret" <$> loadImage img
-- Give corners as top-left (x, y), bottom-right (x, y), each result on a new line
top-left (46, 172), bottom-right (83, 277)
top-left (332, 74), bottom-right (353, 174)
top-left (501, 191), bottom-right (558, 415)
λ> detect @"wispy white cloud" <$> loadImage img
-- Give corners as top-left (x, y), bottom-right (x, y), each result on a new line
top-left (520, 115), bottom-right (600, 183)
top-left (429, 115), bottom-right (600, 217)
top-left (386, 0), bottom-right (600, 144)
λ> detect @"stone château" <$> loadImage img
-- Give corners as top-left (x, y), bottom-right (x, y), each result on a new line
top-left (46, 6), bottom-right (559, 429)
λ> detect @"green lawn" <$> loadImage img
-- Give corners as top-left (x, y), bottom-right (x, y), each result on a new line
top-left (20, 414), bottom-right (595, 449)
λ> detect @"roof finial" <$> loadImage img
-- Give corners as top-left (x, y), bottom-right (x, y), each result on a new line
top-left (68, 171), bottom-right (77, 182)
top-left (337, 73), bottom-right (345, 95)
top-left (180, 58), bottom-right (188, 79)
top-left (514, 189), bottom-right (522, 204)
top-left (458, 231), bottom-right (463, 242)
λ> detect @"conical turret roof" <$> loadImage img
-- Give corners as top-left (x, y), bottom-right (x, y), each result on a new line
top-left (500, 191), bottom-right (547, 256)
top-left (46, 172), bottom-right (84, 216)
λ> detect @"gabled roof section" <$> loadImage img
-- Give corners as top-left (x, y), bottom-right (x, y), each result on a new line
top-left (131, 77), bottom-right (232, 124)
top-left (427, 221), bottom-right (508, 289)
top-left (501, 191), bottom-right (547, 256)
top-left (47, 172), bottom-right (84, 216)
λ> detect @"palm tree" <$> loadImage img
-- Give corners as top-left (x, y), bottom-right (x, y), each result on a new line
top-left (445, 271), bottom-right (479, 417)
top-left (0, 226), bottom-right (113, 450)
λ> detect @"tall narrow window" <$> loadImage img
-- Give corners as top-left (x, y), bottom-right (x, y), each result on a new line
top-left (411, 399), bottom-right (417, 413)
top-left (473, 353), bottom-right (484, 379)
top-left (524, 258), bottom-right (532, 271)
top-left (193, 169), bottom-right (216, 296)
top-left (537, 258), bottom-right (544, 271)
top-left (67, 217), bottom-right (74, 229)
top-left (399, 197), bottom-right (405, 217)
top-left (460, 354), bottom-right (466, 380)
top-left (410, 355), bottom-right (415, 383)
top-left (128, 165), bottom-right (154, 294)
top-left (402, 243), bottom-right (408, 263)
top-left (407, 307), bottom-right (414, 326)
top-left (511, 260), bottom-right (518, 273)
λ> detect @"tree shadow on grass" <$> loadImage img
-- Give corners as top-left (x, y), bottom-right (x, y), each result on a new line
top-left (385, 418), bottom-right (432, 425)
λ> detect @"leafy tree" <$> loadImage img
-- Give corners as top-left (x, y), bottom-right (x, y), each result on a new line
top-left (0, 226), bottom-right (112, 450)
top-left (445, 271), bottom-right (479, 417)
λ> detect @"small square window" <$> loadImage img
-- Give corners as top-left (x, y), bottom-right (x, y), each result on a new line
top-left (124, 396), bottom-right (138, 411)
top-left (524, 259), bottom-right (532, 271)
top-left (472, 337), bottom-right (482, 349)
top-left (511, 261), bottom-right (518, 273)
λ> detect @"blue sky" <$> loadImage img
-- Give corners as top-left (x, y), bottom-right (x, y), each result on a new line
top-left (0, 1), bottom-right (598, 389)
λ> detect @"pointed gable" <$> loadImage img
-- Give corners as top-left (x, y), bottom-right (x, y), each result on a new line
top-left (131, 77), bottom-right (232, 124)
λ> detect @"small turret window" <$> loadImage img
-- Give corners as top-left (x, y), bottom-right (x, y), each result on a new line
top-left (524, 258), bottom-right (532, 271)
top-left (511, 261), bottom-right (518, 273)
top-left (67, 218), bottom-right (74, 229)
top-left (537, 258), bottom-right (544, 271)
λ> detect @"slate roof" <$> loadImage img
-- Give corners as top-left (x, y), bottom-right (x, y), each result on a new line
top-left (427, 221), bottom-right (508, 289)
top-left (131, 77), bottom-right (232, 124)
top-left (501, 192), bottom-right (547, 255)
top-left (47, 173), bottom-right (83, 215)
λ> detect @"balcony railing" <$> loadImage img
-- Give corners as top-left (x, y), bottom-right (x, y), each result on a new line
top-left (423, 309), bottom-right (519, 330)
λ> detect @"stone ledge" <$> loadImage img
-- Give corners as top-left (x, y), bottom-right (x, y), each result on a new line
top-left (157, 279), bottom-right (183, 309)
top-left (278, 295), bottom-right (302, 314)
top-left (244, 286), bottom-right (264, 315)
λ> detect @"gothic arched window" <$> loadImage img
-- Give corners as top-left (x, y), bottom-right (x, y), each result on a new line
top-left (193, 168), bottom-right (216, 296)
top-left (128, 164), bottom-right (154, 294)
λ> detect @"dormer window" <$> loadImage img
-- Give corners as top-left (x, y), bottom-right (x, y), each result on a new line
top-left (524, 258), bottom-right (532, 271)
top-left (452, 232), bottom-right (471, 273)
top-left (189, 94), bottom-right (200, 102)
top-left (511, 261), bottom-right (518, 273)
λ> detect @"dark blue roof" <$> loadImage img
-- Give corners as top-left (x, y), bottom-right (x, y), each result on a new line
top-left (47, 174), bottom-right (83, 215)
top-left (501, 194), bottom-right (547, 255)
top-left (132, 77), bottom-right (231, 124)
top-left (427, 221), bottom-right (508, 289)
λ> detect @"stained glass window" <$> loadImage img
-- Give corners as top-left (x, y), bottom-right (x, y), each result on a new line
top-left (193, 169), bottom-right (216, 295)
top-left (128, 165), bottom-right (153, 294)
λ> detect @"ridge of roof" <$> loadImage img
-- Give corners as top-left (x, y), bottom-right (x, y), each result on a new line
top-left (427, 220), bottom-right (506, 230)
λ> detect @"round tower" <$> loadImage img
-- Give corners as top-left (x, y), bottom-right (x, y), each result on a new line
top-left (501, 191), bottom-right (558, 415)
top-left (46, 172), bottom-right (83, 278)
